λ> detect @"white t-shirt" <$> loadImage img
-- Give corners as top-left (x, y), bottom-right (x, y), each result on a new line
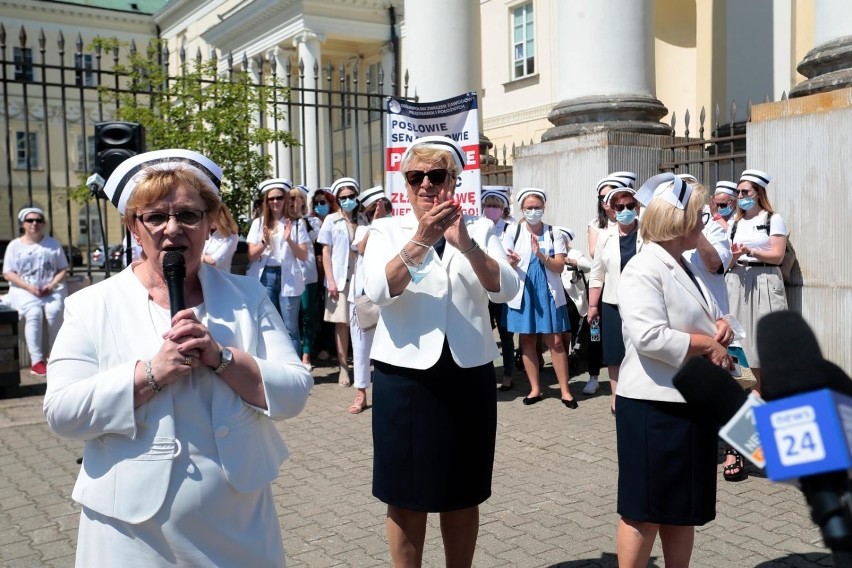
top-left (728, 211), bottom-right (788, 263)
top-left (3, 236), bottom-right (68, 289)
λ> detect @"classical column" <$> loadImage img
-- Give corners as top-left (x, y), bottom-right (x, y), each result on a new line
top-left (293, 30), bottom-right (323, 189)
top-left (542, 0), bottom-right (670, 141)
top-left (403, 0), bottom-right (479, 101)
top-left (269, 47), bottom-right (293, 180)
top-left (789, 0), bottom-right (852, 98)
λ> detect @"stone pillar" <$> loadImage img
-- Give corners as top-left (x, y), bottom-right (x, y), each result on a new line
top-left (294, 31), bottom-right (323, 189)
top-left (542, 0), bottom-right (669, 141)
top-left (269, 47), bottom-right (293, 180)
top-left (789, 0), bottom-right (852, 98)
top-left (403, 0), bottom-right (479, 102)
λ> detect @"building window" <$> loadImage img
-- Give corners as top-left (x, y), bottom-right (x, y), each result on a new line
top-left (15, 132), bottom-right (39, 169)
top-left (77, 134), bottom-right (95, 171)
top-left (75, 53), bottom-right (94, 87)
top-left (13, 47), bottom-right (34, 82)
top-left (512, 3), bottom-right (535, 79)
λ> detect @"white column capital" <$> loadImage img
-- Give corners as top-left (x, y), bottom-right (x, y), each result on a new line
top-left (292, 30), bottom-right (324, 48)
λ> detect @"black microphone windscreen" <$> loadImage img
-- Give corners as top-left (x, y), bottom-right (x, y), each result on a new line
top-left (162, 250), bottom-right (185, 278)
top-left (673, 356), bottom-right (748, 426)
top-left (756, 311), bottom-right (852, 400)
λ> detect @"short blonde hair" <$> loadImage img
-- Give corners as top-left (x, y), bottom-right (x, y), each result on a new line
top-left (124, 166), bottom-right (221, 232)
top-left (640, 182), bottom-right (708, 243)
top-left (400, 146), bottom-right (459, 179)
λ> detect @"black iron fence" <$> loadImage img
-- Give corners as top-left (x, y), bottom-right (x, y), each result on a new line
top-left (0, 23), bottom-right (415, 277)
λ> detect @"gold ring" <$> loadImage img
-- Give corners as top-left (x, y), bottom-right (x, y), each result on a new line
top-left (183, 356), bottom-right (192, 366)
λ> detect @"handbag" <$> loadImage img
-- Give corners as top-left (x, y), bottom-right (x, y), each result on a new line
top-left (354, 294), bottom-right (379, 330)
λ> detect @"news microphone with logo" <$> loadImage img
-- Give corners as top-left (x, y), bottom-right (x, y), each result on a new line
top-left (672, 357), bottom-right (765, 467)
top-left (753, 311), bottom-right (852, 562)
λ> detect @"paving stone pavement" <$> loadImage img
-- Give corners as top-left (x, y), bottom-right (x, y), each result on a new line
top-left (0, 358), bottom-right (836, 567)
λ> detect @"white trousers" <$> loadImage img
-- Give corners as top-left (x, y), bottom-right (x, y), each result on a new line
top-left (10, 287), bottom-right (66, 363)
top-left (349, 303), bottom-right (375, 389)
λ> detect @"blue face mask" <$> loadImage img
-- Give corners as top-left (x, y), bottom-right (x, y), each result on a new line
top-left (523, 209), bottom-right (544, 224)
top-left (339, 198), bottom-right (358, 212)
top-left (738, 197), bottom-right (755, 211)
top-left (314, 204), bottom-right (329, 216)
top-left (718, 206), bottom-right (733, 217)
top-left (616, 209), bottom-right (637, 225)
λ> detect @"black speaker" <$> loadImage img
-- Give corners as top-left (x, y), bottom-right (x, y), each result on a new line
top-left (94, 121), bottom-right (145, 180)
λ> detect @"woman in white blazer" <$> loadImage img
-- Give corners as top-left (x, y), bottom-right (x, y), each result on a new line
top-left (502, 188), bottom-right (577, 408)
top-left (43, 150), bottom-right (313, 567)
top-left (615, 174), bottom-right (733, 568)
top-left (587, 186), bottom-right (643, 413)
top-left (363, 136), bottom-right (519, 568)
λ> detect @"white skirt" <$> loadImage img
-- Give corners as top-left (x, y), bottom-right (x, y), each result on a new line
top-left (726, 265), bottom-right (788, 368)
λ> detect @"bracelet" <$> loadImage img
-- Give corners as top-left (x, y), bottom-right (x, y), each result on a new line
top-left (399, 245), bottom-right (423, 267)
top-left (459, 241), bottom-right (479, 255)
top-left (409, 239), bottom-right (431, 249)
top-left (145, 360), bottom-right (162, 394)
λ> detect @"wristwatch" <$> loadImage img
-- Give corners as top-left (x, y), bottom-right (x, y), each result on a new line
top-left (213, 347), bottom-right (234, 375)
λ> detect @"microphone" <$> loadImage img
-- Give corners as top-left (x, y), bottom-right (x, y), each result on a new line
top-left (672, 357), bottom-right (765, 467)
top-left (162, 251), bottom-right (186, 318)
top-left (758, 311), bottom-right (852, 400)
top-left (753, 311), bottom-right (852, 560)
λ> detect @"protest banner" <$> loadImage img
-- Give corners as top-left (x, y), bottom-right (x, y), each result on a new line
top-left (384, 92), bottom-right (480, 216)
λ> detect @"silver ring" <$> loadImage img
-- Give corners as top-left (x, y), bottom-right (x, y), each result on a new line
top-left (183, 356), bottom-right (192, 366)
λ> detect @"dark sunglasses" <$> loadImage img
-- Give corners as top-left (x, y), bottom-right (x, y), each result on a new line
top-left (23, 218), bottom-right (45, 224)
top-left (404, 169), bottom-right (449, 186)
top-left (266, 196), bottom-right (285, 202)
top-left (314, 200), bottom-right (327, 206)
top-left (612, 203), bottom-right (637, 212)
top-left (735, 189), bottom-right (754, 197)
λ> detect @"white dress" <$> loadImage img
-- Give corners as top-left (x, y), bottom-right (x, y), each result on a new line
top-left (75, 301), bottom-right (286, 567)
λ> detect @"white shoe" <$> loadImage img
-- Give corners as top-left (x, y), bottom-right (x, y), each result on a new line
top-left (582, 377), bottom-right (599, 395)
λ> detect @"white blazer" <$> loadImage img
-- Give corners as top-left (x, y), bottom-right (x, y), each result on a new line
top-left (363, 212), bottom-right (520, 370)
top-left (589, 223), bottom-right (643, 305)
top-left (617, 243), bottom-right (721, 403)
top-left (44, 264), bottom-right (313, 524)
top-left (501, 222), bottom-right (568, 310)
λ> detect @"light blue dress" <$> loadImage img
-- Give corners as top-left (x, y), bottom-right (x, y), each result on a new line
top-left (505, 234), bottom-right (570, 334)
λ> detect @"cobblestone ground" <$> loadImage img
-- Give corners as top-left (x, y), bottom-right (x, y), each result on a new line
top-left (0, 358), bottom-right (834, 567)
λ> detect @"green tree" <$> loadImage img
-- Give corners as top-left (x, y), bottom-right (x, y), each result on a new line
top-left (73, 38), bottom-right (297, 232)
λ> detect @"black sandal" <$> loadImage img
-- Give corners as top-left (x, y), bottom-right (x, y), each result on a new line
top-left (723, 448), bottom-right (747, 482)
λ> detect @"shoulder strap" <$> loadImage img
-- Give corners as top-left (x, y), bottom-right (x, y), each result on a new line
top-left (730, 219), bottom-right (739, 242)
top-left (512, 222), bottom-right (522, 247)
top-left (764, 211), bottom-right (772, 235)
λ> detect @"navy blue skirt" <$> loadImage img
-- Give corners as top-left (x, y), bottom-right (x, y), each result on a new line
top-left (616, 395), bottom-right (718, 526)
top-left (372, 343), bottom-right (497, 512)
top-left (601, 302), bottom-right (626, 365)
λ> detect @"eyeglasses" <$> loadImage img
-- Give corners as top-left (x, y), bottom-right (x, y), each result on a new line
top-left (714, 201), bottom-right (732, 208)
top-left (23, 218), bottom-right (45, 224)
top-left (612, 203), bottom-right (637, 212)
top-left (338, 193), bottom-right (357, 200)
top-left (735, 189), bottom-right (754, 197)
top-left (314, 201), bottom-right (327, 206)
top-left (266, 196), bottom-right (285, 202)
top-left (136, 209), bottom-right (206, 229)
top-left (404, 169), bottom-right (449, 186)
top-left (522, 207), bottom-right (543, 213)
